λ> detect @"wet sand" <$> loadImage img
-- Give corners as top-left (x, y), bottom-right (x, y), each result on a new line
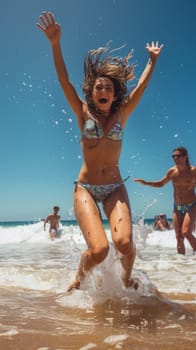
top-left (0, 287), bottom-right (195, 350)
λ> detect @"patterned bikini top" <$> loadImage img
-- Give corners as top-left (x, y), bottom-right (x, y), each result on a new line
top-left (82, 118), bottom-right (124, 141)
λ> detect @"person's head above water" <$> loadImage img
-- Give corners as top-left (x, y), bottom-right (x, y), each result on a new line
top-left (172, 146), bottom-right (191, 168)
top-left (82, 44), bottom-right (135, 115)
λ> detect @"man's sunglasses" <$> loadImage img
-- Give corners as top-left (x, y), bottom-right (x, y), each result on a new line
top-left (172, 154), bottom-right (185, 159)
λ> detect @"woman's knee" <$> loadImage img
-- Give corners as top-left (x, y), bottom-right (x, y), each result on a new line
top-left (91, 244), bottom-right (109, 264)
top-left (114, 236), bottom-right (133, 255)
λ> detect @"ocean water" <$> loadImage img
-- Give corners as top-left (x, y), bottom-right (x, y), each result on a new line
top-left (0, 220), bottom-right (195, 350)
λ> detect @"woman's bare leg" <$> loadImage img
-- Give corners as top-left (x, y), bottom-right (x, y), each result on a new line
top-left (67, 185), bottom-right (109, 292)
top-left (103, 185), bottom-right (137, 288)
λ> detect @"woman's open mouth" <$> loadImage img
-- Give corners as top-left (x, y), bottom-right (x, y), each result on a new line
top-left (99, 98), bottom-right (108, 104)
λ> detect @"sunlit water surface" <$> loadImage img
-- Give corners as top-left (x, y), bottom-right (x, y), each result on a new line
top-left (0, 221), bottom-right (195, 349)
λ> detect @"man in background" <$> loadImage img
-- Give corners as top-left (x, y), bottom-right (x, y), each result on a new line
top-left (134, 147), bottom-right (196, 254)
top-left (44, 206), bottom-right (61, 240)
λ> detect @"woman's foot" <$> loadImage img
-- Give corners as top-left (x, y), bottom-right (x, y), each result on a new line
top-left (123, 278), bottom-right (139, 290)
top-left (66, 279), bottom-right (80, 292)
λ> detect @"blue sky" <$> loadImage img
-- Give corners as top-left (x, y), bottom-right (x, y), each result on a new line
top-left (1, 0), bottom-right (196, 221)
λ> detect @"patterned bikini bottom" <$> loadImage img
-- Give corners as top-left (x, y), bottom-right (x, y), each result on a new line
top-left (74, 176), bottom-right (130, 202)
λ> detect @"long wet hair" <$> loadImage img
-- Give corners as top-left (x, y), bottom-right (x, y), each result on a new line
top-left (82, 43), bottom-right (135, 115)
top-left (173, 146), bottom-right (191, 168)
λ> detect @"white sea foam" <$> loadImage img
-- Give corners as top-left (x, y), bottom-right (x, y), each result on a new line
top-left (0, 221), bottom-right (186, 248)
top-left (0, 221), bottom-right (195, 307)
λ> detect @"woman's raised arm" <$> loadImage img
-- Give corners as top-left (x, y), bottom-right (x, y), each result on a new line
top-left (36, 12), bottom-right (84, 121)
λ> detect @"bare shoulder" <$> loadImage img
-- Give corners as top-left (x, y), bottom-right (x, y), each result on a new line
top-left (191, 165), bottom-right (196, 178)
top-left (117, 105), bottom-right (129, 126)
top-left (191, 165), bottom-right (196, 172)
top-left (167, 166), bottom-right (176, 178)
top-left (76, 102), bottom-right (88, 130)
top-left (82, 103), bottom-right (91, 120)
top-left (47, 213), bottom-right (54, 219)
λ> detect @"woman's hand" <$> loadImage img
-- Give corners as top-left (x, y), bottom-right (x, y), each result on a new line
top-left (36, 12), bottom-right (61, 46)
top-left (146, 41), bottom-right (163, 60)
